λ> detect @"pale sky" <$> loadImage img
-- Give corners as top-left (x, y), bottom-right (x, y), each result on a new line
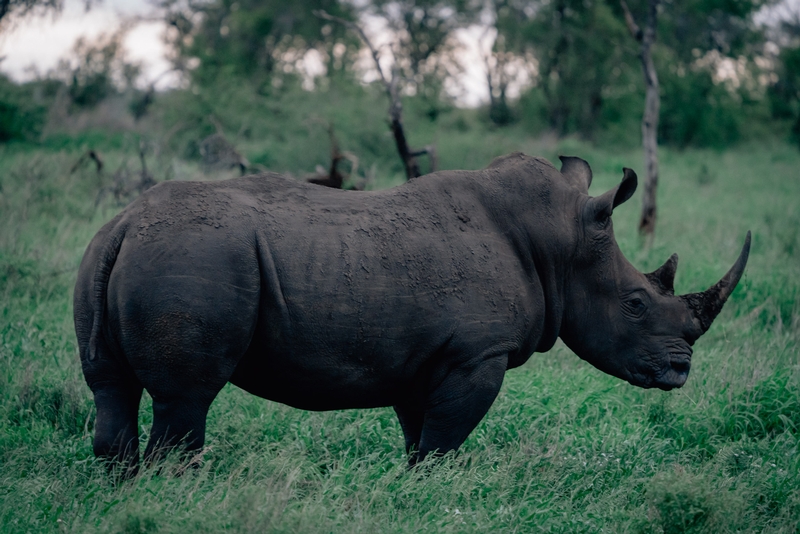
top-left (0, 0), bottom-right (174, 88)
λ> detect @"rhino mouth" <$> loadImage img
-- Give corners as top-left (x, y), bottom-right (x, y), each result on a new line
top-left (655, 352), bottom-right (693, 390)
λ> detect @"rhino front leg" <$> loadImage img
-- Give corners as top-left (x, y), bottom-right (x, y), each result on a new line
top-left (415, 353), bottom-right (508, 464)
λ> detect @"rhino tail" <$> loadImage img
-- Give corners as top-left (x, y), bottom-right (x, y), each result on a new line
top-left (80, 222), bottom-right (144, 470)
top-left (87, 224), bottom-right (127, 363)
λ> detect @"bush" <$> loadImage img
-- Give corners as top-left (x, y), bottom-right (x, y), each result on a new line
top-left (769, 45), bottom-right (800, 147)
top-left (659, 69), bottom-right (744, 148)
top-left (0, 75), bottom-right (48, 142)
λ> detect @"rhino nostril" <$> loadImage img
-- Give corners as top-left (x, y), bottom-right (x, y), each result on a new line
top-left (670, 359), bottom-right (691, 374)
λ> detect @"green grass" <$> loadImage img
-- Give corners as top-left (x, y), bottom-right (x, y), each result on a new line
top-left (1, 123), bottom-right (799, 532)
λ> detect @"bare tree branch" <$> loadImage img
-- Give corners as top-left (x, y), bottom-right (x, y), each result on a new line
top-left (70, 150), bottom-right (104, 175)
top-left (619, 0), bottom-right (642, 42)
top-left (314, 9), bottom-right (436, 180)
top-left (315, 10), bottom-right (391, 93)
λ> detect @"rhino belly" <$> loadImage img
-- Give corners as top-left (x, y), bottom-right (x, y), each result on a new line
top-left (227, 303), bottom-right (452, 411)
top-left (228, 344), bottom-right (409, 411)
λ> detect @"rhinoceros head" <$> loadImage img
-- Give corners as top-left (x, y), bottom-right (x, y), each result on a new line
top-left (556, 156), bottom-right (750, 390)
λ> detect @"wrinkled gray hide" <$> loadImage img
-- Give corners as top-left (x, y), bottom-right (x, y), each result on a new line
top-left (74, 153), bottom-right (749, 471)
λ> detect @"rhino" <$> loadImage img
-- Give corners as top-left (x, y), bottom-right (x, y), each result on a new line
top-left (74, 153), bottom-right (750, 470)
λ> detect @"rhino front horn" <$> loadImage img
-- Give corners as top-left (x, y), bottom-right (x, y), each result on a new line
top-left (681, 231), bottom-right (751, 333)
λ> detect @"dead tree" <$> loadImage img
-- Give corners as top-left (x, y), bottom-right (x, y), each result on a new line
top-left (480, 11), bottom-right (513, 126)
top-left (94, 141), bottom-right (157, 207)
top-left (137, 139), bottom-right (157, 192)
top-left (199, 116), bottom-right (250, 176)
top-left (70, 149), bottom-right (105, 175)
top-left (315, 10), bottom-right (436, 180)
top-left (307, 122), bottom-right (362, 189)
top-left (308, 122), bottom-right (345, 188)
top-left (621, 0), bottom-right (661, 237)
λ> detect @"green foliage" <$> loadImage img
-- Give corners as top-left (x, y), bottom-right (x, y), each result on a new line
top-left (369, 0), bottom-right (481, 100)
top-left (769, 44), bottom-right (800, 147)
top-left (4, 0), bottom-right (775, 152)
top-left (506, 0), bottom-right (635, 138)
top-left (57, 30), bottom-right (142, 110)
top-left (630, 0), bottom-right (768, 64)
top-left (495, 0), bottom-right (771, 146)
top-left (0, 75), bottom-right (48, 142)
top-left (658, 67), bottom-right (745, 148)
top-left (162, 0), bottom-right (356, 89)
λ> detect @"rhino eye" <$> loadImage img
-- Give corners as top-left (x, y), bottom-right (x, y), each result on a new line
top-left (626, 297), bottom-right (647, 317)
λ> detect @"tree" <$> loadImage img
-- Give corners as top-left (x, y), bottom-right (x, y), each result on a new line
top-left (620, 0), bottom-right (660, 237)
top-left (652, 0), bottom-right (770, 147)
top-left (366, 0), bottom-right (479, 104)
top-left (495, 0), bottom-right (632, 138)
top-left (0, 73), bottom-right (47, 141)
top-left (481, 0), bottom-right (536, 125)
top-left (53, 28), bottom-right (142, 109)
top-left (768, 11), bottom-right (800, 148)
top-left (616, 0), bottom-right (770, 234)
top-left (158, 0), bottom-right (356, 89)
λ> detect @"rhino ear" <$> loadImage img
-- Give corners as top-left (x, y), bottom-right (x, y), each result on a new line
top-left (587, 167), bottom-right (638, 221)
top-left (559, 156), bottom-right (592, 191)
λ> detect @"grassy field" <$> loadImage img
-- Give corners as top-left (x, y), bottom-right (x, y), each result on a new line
top-left (0, 126), bottom-right (798, 532)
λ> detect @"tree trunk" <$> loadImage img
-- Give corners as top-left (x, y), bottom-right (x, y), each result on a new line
top-left (621, 0), bottom-right (661, 237)
top-left (388, 97), bottom-right (422, 180)
top-left (638, 0), bottom-right (660, 236)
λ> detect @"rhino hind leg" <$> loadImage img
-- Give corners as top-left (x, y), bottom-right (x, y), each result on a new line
top-left (135, 347), bottom-right (243, 464)
top-left (144, 394), bottom-right (216, 463)
top-left (81, 329), bottom-right (144, 475)
top-left (117, 291), bottom-right (258, 465)
top-left (92, 379), bottom-right (143, 476)
top-left (413, 354), bottom-right (508, 464)
top-left (138, 349), bottom-right (238, 464)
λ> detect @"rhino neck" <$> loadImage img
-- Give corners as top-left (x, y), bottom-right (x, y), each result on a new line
top-left (480, 162), bottom-right (571, 357)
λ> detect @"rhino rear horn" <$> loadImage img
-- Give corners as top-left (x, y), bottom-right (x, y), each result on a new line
top-left (681, 231), bottom-right (751, 333)
top-left (559, 156), bottom-right (592, 191)
top-left (587, 167), bottom-right (638, 221)
top-left (646, 253), bottom-right (679, 295)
